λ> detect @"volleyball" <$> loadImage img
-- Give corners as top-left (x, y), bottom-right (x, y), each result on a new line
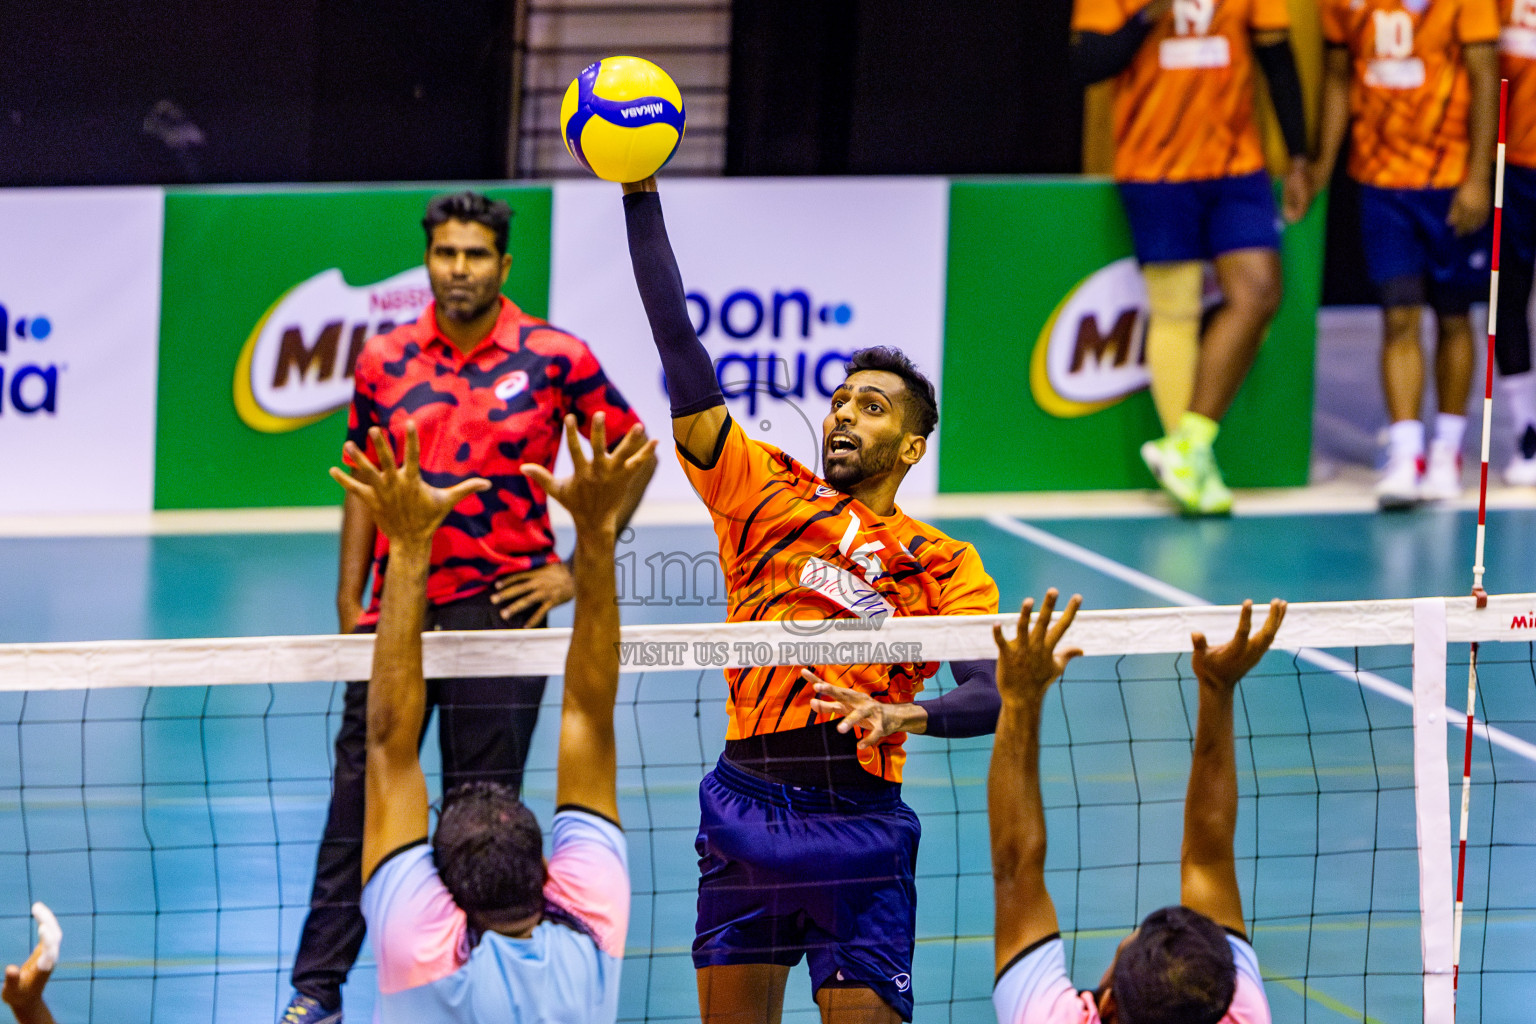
top-left (560, 56), bottom-right (687, 183)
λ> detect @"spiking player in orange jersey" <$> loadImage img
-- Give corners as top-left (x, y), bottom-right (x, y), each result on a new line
top-left (1495, 0), bottom-right (1536, 485)
top-left (1070, 0), bottom-right (1312, 515)
top-left (620, 177), bottom-right (1001, 1024)
top-left (1314, 0), bottom-right (1500, 507)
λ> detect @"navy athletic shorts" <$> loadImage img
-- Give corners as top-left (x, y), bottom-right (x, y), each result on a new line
top-left (1117, 170), bottom-right (1281, 263)
top-left (1358, 183), bottom-right (1492, 313)
top-left (692, 756), bottom-right (920, 1021)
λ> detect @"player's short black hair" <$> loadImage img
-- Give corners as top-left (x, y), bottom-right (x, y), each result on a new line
top-left (844, 347), bottom-right (938, 438)
top-left (1111, 906), bottom-right (1237, 1024)
top-left (422, 190), bottom-right (513, 256)
top-left (432, 782), bottom-right (545, 923)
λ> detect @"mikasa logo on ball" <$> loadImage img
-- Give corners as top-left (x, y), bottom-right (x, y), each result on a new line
top-left (233, 267), bottom-right (433, 433)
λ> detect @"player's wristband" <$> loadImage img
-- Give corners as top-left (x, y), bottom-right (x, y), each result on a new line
top-left (623, 190), bottom-right (725, 417)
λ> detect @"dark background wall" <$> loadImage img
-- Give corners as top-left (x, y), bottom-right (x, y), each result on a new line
top-left (4, 0), bottom-right (1368, 302)
top-left (0, 0), bottom-right (512, 186)
top-left (727, 0), bottom-right (1082, 176)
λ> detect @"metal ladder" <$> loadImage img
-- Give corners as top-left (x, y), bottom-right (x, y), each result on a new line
top-left (512, 0), bottom-right (731, 178)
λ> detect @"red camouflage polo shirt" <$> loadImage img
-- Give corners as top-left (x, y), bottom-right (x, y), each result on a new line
top-left (347, 297), bottom-right (641, 621)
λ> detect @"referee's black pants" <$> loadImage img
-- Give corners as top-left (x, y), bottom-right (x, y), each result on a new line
top-left (290, 591), bottom-right (547, 1009)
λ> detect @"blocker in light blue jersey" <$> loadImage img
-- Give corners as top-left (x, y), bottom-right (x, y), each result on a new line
top-left (360, 809), bottom-right (629, 1024)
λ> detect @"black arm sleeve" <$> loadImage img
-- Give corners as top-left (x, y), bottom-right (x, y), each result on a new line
top-left (1070, 13), bottom-right (1158, 86)
top-left (1254, 37), bottom-right (1309, 158)
top-left (622, 190), bottom-right (725, 417)
top-left (916, 659), bottom-right (1000, 738)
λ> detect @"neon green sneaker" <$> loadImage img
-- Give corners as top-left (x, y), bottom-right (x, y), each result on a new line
top-left (1140, 436), bottom-right (1205, 514)
top-left (1195, 456), bottom-right (1233, 516)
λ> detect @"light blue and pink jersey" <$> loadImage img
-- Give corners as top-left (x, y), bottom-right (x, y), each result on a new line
top-left (360, 809), bottom-right (629, 1024)
top-left (993, 934), bottom-right (1271, 1024)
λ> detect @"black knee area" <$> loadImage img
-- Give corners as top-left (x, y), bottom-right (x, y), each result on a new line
top-left (1378, 274), bottom-right (1425, 310)
top-left (1426, 279), bottom-right (1475, 318)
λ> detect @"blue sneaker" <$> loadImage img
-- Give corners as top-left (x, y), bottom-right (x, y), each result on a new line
top-left (279, 994), bottom-right (342, 1024)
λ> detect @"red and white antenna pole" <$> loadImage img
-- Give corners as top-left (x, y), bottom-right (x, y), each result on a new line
top-left (1454, 75), bottom-right (1507, 1009)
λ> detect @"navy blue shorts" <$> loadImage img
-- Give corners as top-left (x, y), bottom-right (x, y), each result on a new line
top-left (693, 756), bottom-right (921, 1021)
top-left (1358, 183), bottom-right (1492, 313)
top-left (1117, 170), bottom-right (1281, 263)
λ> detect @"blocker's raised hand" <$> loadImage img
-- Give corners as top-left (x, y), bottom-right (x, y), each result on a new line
top-left (522, 412), bottom-right (658, 535)
top-left (330, 422), bottom-right (490, 548)
top-left (1191, 598), bottom-right (1287, 693)
top-left (993, 589), bottom-right (1083, 709)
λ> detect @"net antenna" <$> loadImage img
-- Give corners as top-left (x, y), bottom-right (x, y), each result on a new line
top-left (1456, 75), bottom-right (1509, 1011)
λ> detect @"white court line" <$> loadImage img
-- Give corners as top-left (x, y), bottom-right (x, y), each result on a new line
top-left (986, 514), bottom-right (1536, 765)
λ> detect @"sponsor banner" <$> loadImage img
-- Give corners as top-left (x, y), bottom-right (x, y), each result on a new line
top-left (0, 188), bottom-right (164, 514)
top-left (942, 180), bottom-right (1324, 491)
top-left (549, 179), bottom-right (950, 503)
top-left (156, 186), bottom-right (552, 509)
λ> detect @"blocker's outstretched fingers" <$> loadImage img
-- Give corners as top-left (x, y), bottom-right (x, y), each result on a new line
top-left (1031, 589), bottom-right (1059, 644)
top-left (589, 411), bottom-right (608, 463)
top-left (403, 421), bottom-right (422, 479)
top-left (443, 477), bottom-right (492, 506)
top-left (1233, 599), bottom-right (1254, 643)
top-left (328, 466), bottom-right (372, 501)
top-left (563, 415), bottom-right (589, 473)
top-left (370, 426), bottom-right (398, 476)
top-left (1046, 593), bottom-right (1082, 648)
top-left (341, 440), bottom-right (382, 486)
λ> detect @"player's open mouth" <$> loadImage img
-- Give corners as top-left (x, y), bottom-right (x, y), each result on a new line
top-left (827, 434), bottom-right (859, 456)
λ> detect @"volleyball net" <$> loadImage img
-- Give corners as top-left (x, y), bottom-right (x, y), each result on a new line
top-left (1, 595), bottom-right (1533, 1023)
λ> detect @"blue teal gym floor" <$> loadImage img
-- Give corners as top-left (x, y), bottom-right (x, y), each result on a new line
top-left (2, 504), bottom-right (1533, 1023)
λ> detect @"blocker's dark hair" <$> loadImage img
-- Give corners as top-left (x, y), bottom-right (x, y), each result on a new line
top-left (422, 190), bottom-right (513, 256)
top-left (1111, 906), bottom-right (1237, 1024)
top-left (845, 347), bottom-right (939, 438)
top-left (432, 782), bottom-right (545, 923)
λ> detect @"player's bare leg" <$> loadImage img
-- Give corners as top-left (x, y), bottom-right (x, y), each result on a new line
top-left (1142, 247), bottom-right (1279, 515)
top-left (1377, 304), bottom-right (1428, 506)
top-left (1421, 311), bottom-right (1475, 500)
top-left (1434, 313), bottom-right (1474, 416)
top-left (698, 964), bottom-right (790, 1024)
top-left (1381, 305), bottom-right (1426, 423)
top-left (815, 984), bottom-right (901, 1024)
top-left (1190, 247), bottom-right (1282, 422)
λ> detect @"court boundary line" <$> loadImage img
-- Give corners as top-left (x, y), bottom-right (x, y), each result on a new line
top-left (983, 514), bottom-right (1536, 766)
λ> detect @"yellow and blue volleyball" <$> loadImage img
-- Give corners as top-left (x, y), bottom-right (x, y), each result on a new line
top-left (560, 56), bottom-right (686, 183)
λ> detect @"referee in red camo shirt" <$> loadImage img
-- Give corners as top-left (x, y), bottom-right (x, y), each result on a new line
top-left (280, 191), bottom-right (649, 1024)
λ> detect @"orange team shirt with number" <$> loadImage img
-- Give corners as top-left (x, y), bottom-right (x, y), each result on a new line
top-left (1322, 0), bottom-right (1500, 188)
top-left (678, 418), bottom-right (999, 784)
top-left (1071, 0), bottom-right (1290, 183)
top-left (1503, 0), bottom-right (1536, 168)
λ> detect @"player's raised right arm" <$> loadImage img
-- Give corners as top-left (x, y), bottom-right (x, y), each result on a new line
top-left (1180, 599), bottom-right (1286, 935)
top-left (989, 591), bottom-right (1082, 975)
top-left (523, 414), bottom-right (658, 825)
top-left (621, 176), bottom-right (729, 467)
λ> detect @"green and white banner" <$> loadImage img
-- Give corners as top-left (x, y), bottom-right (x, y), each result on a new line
top-left (0, 179), bottom-right (1324, 514)
top-left (155, 186), bottom-right (552, 509)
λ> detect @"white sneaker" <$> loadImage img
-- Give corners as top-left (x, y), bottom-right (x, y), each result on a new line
top-left (1420, 442), bottom-right (1463, 501)
top-left (1506, 453), bottom-right (1536, 486)
top-left (1376, 451), bottom-right (1421, 509)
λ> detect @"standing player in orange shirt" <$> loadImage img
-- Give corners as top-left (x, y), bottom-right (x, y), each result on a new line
top-left (1312, 0), bottom-right (1500, 507)
top-left (1495, 0), bottom-right (1536, 485)
top-left (1071, 0), bottom-right (1313, 515)
top-left (620, 177), bottom-right (1002, 1024)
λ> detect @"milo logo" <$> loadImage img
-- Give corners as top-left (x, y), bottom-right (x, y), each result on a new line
top-left (1029, 257), bottom-right (1151, 418)
top-left (234, 267), bottom-right (433, 433)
